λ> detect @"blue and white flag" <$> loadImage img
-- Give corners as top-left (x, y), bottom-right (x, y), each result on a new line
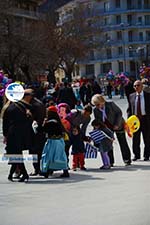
top-left (85, 143), bottom-right (98, 159)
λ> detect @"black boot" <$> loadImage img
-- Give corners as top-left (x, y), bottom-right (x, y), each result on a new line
top-left (18, 163), bottom-right (29, 182)
top-left (18, 174), bottom-right (29, 182)
top-left (8, 174), bottom-right (13, 182)
top-left (60, 170), bottom-right (70, 178)
top-left (8, 164), bottom-right (17, 182)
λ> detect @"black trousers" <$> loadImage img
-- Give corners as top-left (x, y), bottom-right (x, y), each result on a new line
top-left (9, 163), bottom-right (28, 177)
top-left (133, 115), bottom-right (150, 159)
top-left (31, 133), bottom-right (46, 173)
top-left (108, 130), bottom-right (131, 164)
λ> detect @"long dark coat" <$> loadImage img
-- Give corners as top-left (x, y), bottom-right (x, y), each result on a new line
top-left (2, 101), bottom-right (34, 154)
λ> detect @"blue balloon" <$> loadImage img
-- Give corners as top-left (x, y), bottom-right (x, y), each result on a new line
top-left (2, 76), bottom-right (8, 85)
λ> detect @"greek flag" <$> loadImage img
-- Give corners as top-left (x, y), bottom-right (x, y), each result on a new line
top-left (89, 129), bottom-right (106, 144)
top-left (85, 143), bottom-right (98, 159)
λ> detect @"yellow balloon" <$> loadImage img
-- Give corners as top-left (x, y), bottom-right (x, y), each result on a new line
top-left (125, 115), bottom-right (140, 137)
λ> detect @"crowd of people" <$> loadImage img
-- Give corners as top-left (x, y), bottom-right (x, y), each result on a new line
top-left (1, 78), bottom-right (150, 182)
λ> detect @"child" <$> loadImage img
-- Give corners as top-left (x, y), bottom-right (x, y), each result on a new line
top-left (40, 107), bottom-right (68, 178)
top-left (70, 125), bottom-right (86, 171)
top-left (91, 119), bottom-right (114, 169)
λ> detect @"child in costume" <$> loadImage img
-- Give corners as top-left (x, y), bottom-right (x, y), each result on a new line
top-left (40, 106), bottom-right (68, 178)
top-left (70, 125), bottom-right (86, 171)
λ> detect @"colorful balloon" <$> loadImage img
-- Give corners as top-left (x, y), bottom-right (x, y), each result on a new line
top-left (2, 76), bottom-right (8, 85)
top-left (124, 115), bottom-right (140, 137)
top-left (0, 72), bottom-right (4, 83)
top-left (0, 89), bottom-right (5, 96)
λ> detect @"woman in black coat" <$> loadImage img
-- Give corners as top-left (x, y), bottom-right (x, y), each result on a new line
top-left (2, 100), bottom-right (34, 182)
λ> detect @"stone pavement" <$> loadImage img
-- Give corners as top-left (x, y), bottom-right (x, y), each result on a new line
top-left (0, 96), bottom-right (150, 225)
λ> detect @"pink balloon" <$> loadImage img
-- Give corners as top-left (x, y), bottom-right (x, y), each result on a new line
top-left (0, 89), bottom-right (5, 96)
top-left (0, 73), bottom-right (4, 83)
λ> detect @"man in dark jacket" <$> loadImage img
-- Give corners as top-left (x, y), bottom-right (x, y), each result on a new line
top-left (25, 89), bottom-right (46, 175)
top-left (127, 80), bottom-right (150, 161)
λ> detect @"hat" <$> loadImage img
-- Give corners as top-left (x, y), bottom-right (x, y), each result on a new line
top-left (48, 105), bottom-right (58, 113)
top-left (57, 103), bottom-right (71, 113)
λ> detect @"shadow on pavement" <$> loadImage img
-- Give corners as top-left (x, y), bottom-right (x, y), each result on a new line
top-left (27, 172), bottom-right (105, 184)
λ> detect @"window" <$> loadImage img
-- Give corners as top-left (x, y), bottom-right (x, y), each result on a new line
top-left (117, 31), bottom-right (122, 40)
top-left (127, 15), bottom-right (132, 25)
top-left (101, 63), bottom-right (112, 73)
top-left (118, 62), bottom-right (123, 72)
top-left (128, 30), bottom-right (133, 42)
top-left (145, 15), bottom-right (150, 25)
top-left (104, 17), bottom-right (109, 25)
top-left (130, 61), bottom-right (136, 72)
top-left (86, 64), bottom-right (94, 75)
top-left (89, 50), bottom-right (95, 60)
top-left (104, 2), bottom-right (110, 12)
top-left (144, 0), bottom-right (150, 9)
top-left (106, 48), bottom-right (112, 59)
top-left (127, 0), bottom-right (134, 9)
top-left (118, 46), bottom-right (123, 55)
top-left (146, 31), bottom-right (150, 40)
top-left (129, 49), bottom-right (134, 57)
top-left (116, 15), bottom-right (121, 24)
top-left (139, 32), bottom-right (143, 41)
top-left (138, 16), bottom-right (142, 24)
top-left (116, 0), bottom-right (121, 8)
top-left (138, 0), bottom-right (142, 8)
top-left (139, 48), bottom-right (145, 56)
top-left (105, 33), bottom-right (110, 41)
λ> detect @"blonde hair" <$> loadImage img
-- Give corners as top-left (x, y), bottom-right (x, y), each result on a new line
top-left (91, 94), bottom-right (105, 106)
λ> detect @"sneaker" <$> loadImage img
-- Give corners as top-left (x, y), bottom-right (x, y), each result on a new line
top-left (60, 173), bottom-right (70, 178)
top-left (72, 168), bottom-right (77, 171)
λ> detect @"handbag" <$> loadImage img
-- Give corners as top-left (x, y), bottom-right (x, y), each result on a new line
top-left (85, 143), bottom-right (98, 159)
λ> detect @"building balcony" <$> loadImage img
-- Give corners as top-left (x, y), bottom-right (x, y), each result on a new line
top-left (79, 50), bottom-right (148, 65)
top-left (102, 23), bottom-right (150, 32)
top-left (93, 8), bottom-right (150, 17)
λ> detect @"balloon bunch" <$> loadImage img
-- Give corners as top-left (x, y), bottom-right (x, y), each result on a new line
top-left (115, 73), bottom-right (129, 87)
top-left (0, 71), bottom-right (12, 96)
top-left (106, 70), bottom-right (115, 81)
top-left (139, 64), bottom-right (150, 79)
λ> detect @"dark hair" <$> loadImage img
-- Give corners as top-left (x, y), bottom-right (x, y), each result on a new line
top-left (91, 119), bottom-right (106, 129)
top-left (45, 119), bottom-right (63, 136)
top-left (72, 125), bottom-right (80, 132)
top-left (47, 110), bottom-right (61, 123)
top-left (84, 104), bottom-right (92, 114)
top-left (47, 110), bottom-right (65, 132)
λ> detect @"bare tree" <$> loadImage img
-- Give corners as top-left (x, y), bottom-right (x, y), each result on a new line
top-left (58, 5), bottom-right (103, 82)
